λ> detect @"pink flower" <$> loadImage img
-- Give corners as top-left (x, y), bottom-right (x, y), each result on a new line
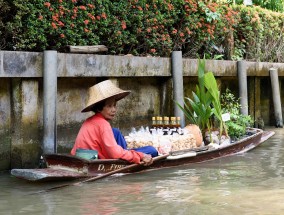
top-left (101, 13), bottom-right (107, 19)
top-left (79, 6), bottom-right (86, 10)
top-left (84, 20), bottom-right (89, 25)
top-left (44, 2), bottom-right (51, 8)
top-left (121, 21), bottom-right (126, 29)
top-left (51, 22), bottom-right (57, 29)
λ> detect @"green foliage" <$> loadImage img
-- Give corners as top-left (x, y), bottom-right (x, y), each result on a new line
top-left (1, 1), bottom-right (283, 62)
top-left (221, 88), bottom-right (253, 139)
top-left (176, 59), bottom-right (213, 132)
top-left (204, 71), bottom-right (228, 136)
top-left (232, 5), bottom-right (284, 62)
top-left (0, 0), bottom-right (10, 49)
top-left (251, 0), bottom-right (284, 12)
top-left (177, 58), bottom-right (228, 137)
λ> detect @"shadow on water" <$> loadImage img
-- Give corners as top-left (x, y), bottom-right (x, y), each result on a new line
top-left (1, 127), bottom-right (284, 214)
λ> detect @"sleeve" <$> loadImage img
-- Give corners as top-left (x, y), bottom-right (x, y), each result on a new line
top-left (101, 124), bottom-right (144, 164)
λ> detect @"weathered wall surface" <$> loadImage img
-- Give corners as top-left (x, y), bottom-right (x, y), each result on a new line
top-left (0, 51), bottom-right (284, 170)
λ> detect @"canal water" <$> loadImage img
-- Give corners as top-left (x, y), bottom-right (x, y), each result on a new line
top-left (1, 128), bottom-right (284, 215)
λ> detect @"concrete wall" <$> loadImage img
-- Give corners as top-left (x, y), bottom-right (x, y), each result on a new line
top-left (1, 51), bottom-right (284, 170)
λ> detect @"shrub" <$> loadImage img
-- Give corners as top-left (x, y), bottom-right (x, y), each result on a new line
top-left (0, 0), bottom-right (10, 49)
top-left (221, 88), bottom-right (253, 139)
top-left (2, 1), bottom-right (284, 62)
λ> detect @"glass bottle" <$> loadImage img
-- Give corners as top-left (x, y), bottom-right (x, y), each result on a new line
top-left (157, 116), bottom-right (163, 128)
top-left (176, 117), bottom-right (181, 128)
top-left (170, 117), bottom-right (176, 127)
top-left (163, 116), bottom-right (169, 127)
top-left (152, 116), bottom-right (157, 128)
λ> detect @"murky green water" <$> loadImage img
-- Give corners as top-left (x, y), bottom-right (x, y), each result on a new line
top-left (1, 128), bottom-right (284, 215)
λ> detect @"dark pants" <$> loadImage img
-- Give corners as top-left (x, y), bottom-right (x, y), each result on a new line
top-left (112, 128), bottom-right (158, 157)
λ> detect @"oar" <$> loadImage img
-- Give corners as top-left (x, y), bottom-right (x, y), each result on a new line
top-left (31, 153), bottom-right (170, 194)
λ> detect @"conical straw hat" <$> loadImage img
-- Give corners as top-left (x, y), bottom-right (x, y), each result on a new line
top-left (82, 80), bottom-right (130, 112)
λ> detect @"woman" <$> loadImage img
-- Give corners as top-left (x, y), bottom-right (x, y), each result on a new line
top-left (71, 80), bottom-right (158, 166)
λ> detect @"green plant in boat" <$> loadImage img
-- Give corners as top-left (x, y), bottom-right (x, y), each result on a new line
top-left (177, 58), bottom-right (228, 140)
top-left (204, 71), bottom-right (228, 137)
top-left (176, 59), bottom-right (213, 133)
top-left (221, 88), bottom-right (253, 139)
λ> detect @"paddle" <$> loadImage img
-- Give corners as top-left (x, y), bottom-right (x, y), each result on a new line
top-left (32, 153), bottom-right (170, 194)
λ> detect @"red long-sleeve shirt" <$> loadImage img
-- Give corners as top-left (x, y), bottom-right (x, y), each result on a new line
top-left (71, 113), bottom-right (144, 164)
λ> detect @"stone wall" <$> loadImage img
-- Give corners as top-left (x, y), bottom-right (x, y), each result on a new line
top-left (1, 51), bottom-right (284, 170)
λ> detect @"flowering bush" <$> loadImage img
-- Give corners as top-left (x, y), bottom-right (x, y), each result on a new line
top-left (232, 5), bottom-right (284, 62)
top-left (2, 0), bottom-right (284, 62)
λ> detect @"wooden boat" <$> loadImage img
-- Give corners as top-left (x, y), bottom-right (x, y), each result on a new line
top-left (11, 128), bottom-right (275, 182)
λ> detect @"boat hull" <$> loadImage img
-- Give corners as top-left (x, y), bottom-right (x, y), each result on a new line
top-left (11, 128), bottom-right (275, 182)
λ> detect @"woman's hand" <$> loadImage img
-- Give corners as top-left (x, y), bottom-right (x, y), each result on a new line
top-left (142, 154), bottom-right (153, 166)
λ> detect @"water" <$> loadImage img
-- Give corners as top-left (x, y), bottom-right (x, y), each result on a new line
top-left (1, 128), bottom-right (284, 215)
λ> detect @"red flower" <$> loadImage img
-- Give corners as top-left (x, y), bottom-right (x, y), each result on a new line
top-left (87, 4), bottom-right (95, 9)
top-left (150, 49), bottom-right (156, 53)
top-left (88, 13), bottom-right (95, 20)
top-left (44, 2), bottom-right (51, 8)
top-left (121, 21), bottom-right (126, 30)
top-left (101, 13), bottom-right (107, 19)
top-left (84, 28), bottom-right (89, 32)
top-left (38, 15), bottom-right (43, 20)
top-left (84, 20), bottom-right (89, 25)
top-left (52, 15), bottom-right (59, 22)
top-left (58, 21), bottom-right (64, 27)
top-left (51, 22), bottom-right (57, 29)
top-left (60, 34), bottom-right (65, 38)
top-left (79, 6), bottom-right (86, 10)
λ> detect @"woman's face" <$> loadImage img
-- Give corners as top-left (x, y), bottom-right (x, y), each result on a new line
top-left (100, 97), bottom-right (117, 120)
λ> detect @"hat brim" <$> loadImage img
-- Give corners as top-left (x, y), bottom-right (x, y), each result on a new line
top-left (81, 91), bottom-right (130, 112)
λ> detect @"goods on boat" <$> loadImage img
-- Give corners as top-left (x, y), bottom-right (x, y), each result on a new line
top-left (10, 128), bottom-right (275, 182)
top-left (125, 127), bottom-right (197, 153)
top-left (184, 124), bottom-right (203, 147)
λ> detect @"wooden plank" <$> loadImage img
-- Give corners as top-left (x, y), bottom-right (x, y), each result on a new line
top-left (11, 168), bottom-right (87, 181)
top-left (68, 45), bottom-right (108, 53)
